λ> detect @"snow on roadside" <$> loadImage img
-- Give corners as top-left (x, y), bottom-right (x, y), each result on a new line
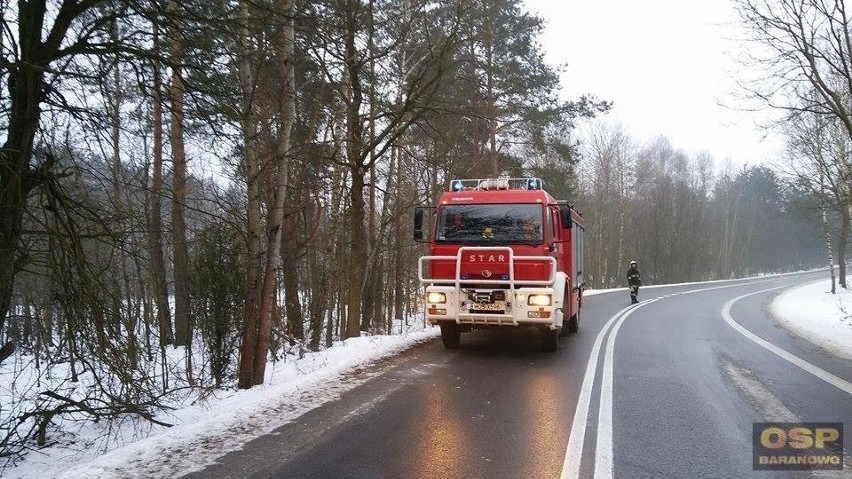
top-left (4, 274), bottom-right (838, 478)
top-left (771, 279), bottom-right (852, 361)
top-left (5, 328), bottom-right (439, 479)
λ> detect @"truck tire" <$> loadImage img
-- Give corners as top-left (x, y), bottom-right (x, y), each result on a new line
top-left (440, 322), bottom-right (461, 349)
top-left (567, 310), bottom-right (579, 334)
top-left (560, 290), bottom-right (577, 336)
top-left (542, 328), bottom-right (559, 352)
top-left (560, 316), bottom-right (571, 337)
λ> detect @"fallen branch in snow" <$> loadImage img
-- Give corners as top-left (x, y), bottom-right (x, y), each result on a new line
top-left (13, 390), bottom-right (174, 449)
top-left (39, 390), bottom-right (174, 428)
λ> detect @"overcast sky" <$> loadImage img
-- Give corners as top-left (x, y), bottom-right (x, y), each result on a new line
top-left (524, 0), bottom-right (783, 167)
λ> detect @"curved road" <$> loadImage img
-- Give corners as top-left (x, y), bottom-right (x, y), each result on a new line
top-left (187, 271), bottom-right (851, 478)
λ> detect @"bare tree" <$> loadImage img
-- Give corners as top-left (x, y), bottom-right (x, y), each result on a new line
top-left (0, 0), bottom-right (163, 363)
top-left (236, 0), bottom-right (296, 388)
top-left (314, 0), bottom-right (461, 338)
top-left (734, 0), bottom-right (852, 283)
top-left (784, 109), bottom-right (847, 289)
top-left (579, 122), bottom-right (635, 287)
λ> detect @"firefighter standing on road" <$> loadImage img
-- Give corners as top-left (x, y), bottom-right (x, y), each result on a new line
top-left (627, 260), bottom-right (641, 304)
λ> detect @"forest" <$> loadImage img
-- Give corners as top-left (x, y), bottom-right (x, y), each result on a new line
top-left (0, 0), bottom-right (848, 465)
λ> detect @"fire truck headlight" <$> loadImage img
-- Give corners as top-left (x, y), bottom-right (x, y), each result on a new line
top-left (427, 292), bottom-right (447, 304)
top-left (527, 294), bottom-right (552, 307)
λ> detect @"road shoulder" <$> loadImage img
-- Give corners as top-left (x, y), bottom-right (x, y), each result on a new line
top-left (770, 278), bottom-right (852, 361)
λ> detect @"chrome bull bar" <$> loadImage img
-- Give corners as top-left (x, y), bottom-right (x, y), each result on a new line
top-left (419, 247), bottom-right (558, 326)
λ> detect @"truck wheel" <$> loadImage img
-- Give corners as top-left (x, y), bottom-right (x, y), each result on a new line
top-left (440, 322), bottom-right (461, 349)
top-left (560, 316), bottom-right (571, 337)
top-left (567, 310), bottom-right (579, 334)
top-left (542, 328), bottom-right (559, 352)
top-left (560, 291), bottom-right (574, 337)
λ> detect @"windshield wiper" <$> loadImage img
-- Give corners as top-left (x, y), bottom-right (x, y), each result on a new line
top-left (437, 239), bottom-right (486, 245)
top-left (514, 240), bottom-right (542, 246)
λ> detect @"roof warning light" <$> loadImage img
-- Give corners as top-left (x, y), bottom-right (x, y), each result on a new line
top-left (447, 177), bottom-right (545, 192)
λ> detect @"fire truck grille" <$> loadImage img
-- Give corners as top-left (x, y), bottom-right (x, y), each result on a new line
top-left (458, 314), bottom-right (514, 325)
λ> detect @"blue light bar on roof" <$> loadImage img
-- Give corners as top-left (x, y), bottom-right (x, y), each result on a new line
top-left (448, 177), bottom-right (544, 191)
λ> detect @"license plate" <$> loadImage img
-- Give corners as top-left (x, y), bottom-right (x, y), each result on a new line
top-left (471, 302), bottom-right (504, 311)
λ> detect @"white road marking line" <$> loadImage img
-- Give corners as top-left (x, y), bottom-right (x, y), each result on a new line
top-left (560, 278), bottom-right (786, 479)
top-left (594, 299), bottom-right (659, 479)
top-left (722, 288), bottom-right (852, 397)
top-left (560, 304), bottom-right (636, 479)
top-left (723, 348), bottom-right (852, 473)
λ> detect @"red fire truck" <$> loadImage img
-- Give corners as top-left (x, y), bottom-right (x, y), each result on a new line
top-left (414, 177), bottom-right (585, 352)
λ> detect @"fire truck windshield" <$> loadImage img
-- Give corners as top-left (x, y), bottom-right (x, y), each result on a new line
top-left (435, 204), bottom-right (543, 245)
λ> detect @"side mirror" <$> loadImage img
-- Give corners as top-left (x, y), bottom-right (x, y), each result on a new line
top-left (560, 206), bottom-right (573, 230)
top-left (413, 207), bottom-right (432, 242)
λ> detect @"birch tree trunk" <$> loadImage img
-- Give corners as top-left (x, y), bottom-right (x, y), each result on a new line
top-left (822, 174), bottom-right (837, 294)
top-left (824, 205), bottom-right (837, 294)
top-left (250, 0), bottom-right (296, 386)
top-left (838, 205), bottom-right (849, 288)
top-left (392, 143), bottom-right (404, 334)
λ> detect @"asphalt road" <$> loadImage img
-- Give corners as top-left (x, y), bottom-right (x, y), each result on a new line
top-left (186, 271), bottom-right (852, 478)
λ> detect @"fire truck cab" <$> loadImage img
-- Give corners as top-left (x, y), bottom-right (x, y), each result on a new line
top-left (414, 177), bottom-right (585, 352)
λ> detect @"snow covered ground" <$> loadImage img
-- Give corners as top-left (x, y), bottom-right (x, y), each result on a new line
top-left (2, 276), bottom-right (850, 478)
top-left (770, 278), bottom-right (852, 361)
top-left (3, 328), bottom-right (441, 479)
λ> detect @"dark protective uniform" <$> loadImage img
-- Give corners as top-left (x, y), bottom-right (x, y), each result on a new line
top-left (627, 264), bottom-right (641, 304)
